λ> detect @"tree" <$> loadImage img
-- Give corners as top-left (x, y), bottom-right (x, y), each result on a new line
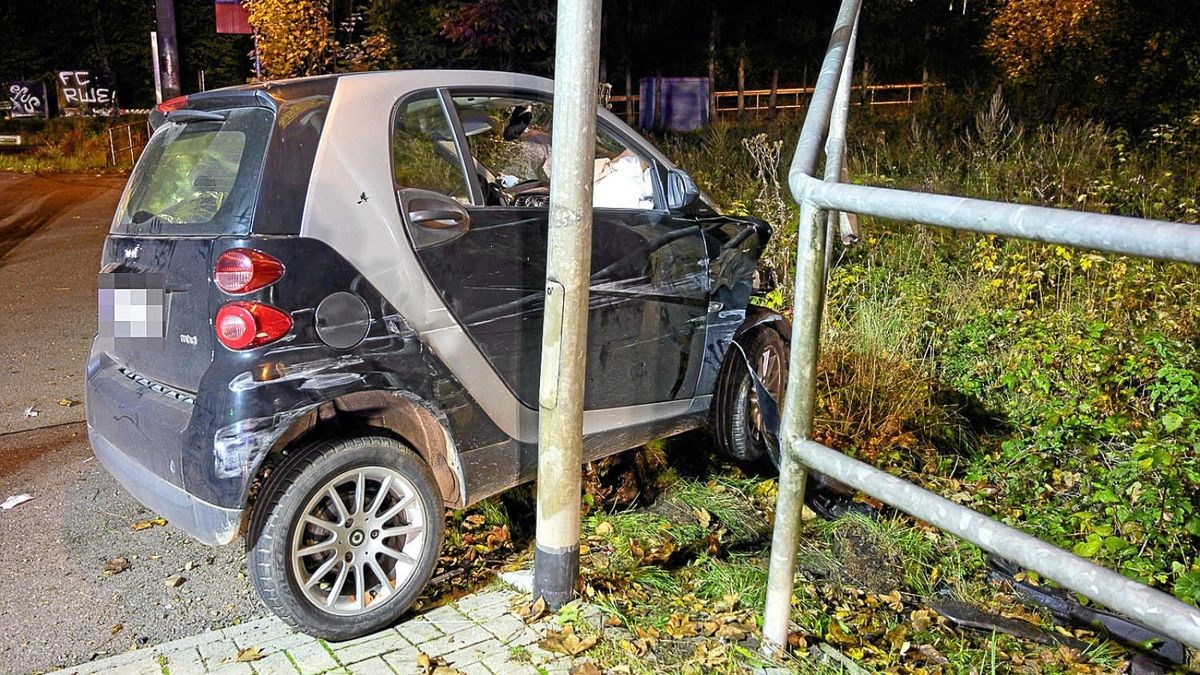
top-left (438, 0), bottom-right (556, 73)
top-left (246, 0), bottom-right (334, 79)
top-left (367, 0), bottom-right (451, 69)
top-left (985, 0), bottom-right (1200, 128)
top-left (985, 0), bottom-right (1114, 82)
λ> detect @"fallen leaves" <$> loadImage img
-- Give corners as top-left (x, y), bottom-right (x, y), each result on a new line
top-left (416, 651), bottom-right (462, 675)
top-left (235, 647), bottom-right (263, 662)
top-left (520, 596), bottom-right (548, 623)
top-left (916, 643), bottom-right (950, 665)
top-left (879, 589), bottom-right (904, 612)
top-left (539, 625), bottom-right (599, 656)
top-left (910, 608), bottom-right (935, 633)
top-left (131, 517), bottom-right (168, 531)
top-left (568, 661), bottom-right (603, 675)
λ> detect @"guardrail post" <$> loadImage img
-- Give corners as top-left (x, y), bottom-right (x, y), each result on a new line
top-left (533, 0), bottom-right (603, 611)
top-left (762, 196), bottom-right (830, 654)
top-left (766, 0), bottom-right (861, 655)
top-left (823, 17), bottom-right (859, 268)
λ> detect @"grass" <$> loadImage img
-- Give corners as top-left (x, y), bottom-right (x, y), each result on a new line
top-left (687, 552), bottom-right (768, 609)
top-left (0, 116), bottom-right (141, 173)
top-left (449, 452), bottom-right (1153, 672)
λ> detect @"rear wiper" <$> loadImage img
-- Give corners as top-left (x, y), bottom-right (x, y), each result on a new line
top-left (166, 109), bottom-right (228, 124)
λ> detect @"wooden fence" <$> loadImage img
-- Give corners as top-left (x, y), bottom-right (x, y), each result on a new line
top-left (608, 81), bottom-right (939, 123)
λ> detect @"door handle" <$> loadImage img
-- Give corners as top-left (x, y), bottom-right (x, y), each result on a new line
top-left (408, 208), bottom-right (466, 227)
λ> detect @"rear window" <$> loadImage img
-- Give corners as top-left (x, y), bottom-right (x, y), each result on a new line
top-left (113, 106), bottom-right (274, 236)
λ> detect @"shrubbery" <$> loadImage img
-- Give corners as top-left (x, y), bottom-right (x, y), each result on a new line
top-left (659, 90), bottom-right (1200, 605)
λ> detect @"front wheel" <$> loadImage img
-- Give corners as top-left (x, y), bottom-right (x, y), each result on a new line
top-left (247, 436), bottom-right (444, 640)
top-left (715, 327), bottom-right (789, 464)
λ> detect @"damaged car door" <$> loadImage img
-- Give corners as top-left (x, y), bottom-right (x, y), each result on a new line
top-left (389, 88), bottom-right (710, 411)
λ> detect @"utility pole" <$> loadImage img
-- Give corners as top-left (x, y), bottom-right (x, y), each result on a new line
top-left (155, 0), bottom-right (182, 99)
top-left (533, 0), bottom-right (603, 610)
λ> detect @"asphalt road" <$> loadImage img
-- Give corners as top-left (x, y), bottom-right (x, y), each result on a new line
top-left (0, 173), bottom-right (123, 435)
top-left (0, 175), bottom-right (264, 674)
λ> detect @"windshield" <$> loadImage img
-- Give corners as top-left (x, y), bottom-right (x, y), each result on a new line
top-left (113, 106), bottom-right (274, 236)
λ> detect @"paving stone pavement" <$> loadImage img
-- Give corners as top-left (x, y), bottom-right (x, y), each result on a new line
top-left (48, 587), bottom-right (592, 675)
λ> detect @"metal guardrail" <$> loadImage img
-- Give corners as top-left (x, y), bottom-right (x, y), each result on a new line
top-left (106, 121), bottom-right (148, 167)
top-left (761, 0), bottom-right (1200, 655)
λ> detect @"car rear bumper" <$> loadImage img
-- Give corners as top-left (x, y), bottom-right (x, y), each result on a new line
top-left (89, 424), bottom-right (243, 545)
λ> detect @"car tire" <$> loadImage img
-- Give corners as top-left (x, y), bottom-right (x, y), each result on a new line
top-left (715, 327), bottom-right (789, 464)
top-left (247, 436), bottom-right (444, 640)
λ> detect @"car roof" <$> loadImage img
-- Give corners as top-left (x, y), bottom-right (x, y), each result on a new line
top-left (202, 70), bottom-right (555, 99)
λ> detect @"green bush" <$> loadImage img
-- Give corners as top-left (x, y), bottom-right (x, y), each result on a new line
top-left (661, 92), bottom-right (1200, 604)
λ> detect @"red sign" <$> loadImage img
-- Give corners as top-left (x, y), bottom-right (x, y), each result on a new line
top-left (215, 0), bottom-right (252, 35)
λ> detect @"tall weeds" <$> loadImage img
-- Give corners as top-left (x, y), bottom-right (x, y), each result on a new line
top-left (664, 93), bottom-right (1200, 602)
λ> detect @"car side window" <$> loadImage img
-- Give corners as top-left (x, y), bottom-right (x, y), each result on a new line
top-left (391, 93), bottom-right (471, 202)
top-left (450, 94), bottom-right (656, 210)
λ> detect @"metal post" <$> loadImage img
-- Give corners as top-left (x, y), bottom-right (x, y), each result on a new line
top-left (154, 0), bottom-right (182, 99)
top-left (533, 0), bottom-right (603, 611)
top-left (150, 31), bottom-right (163, 104)
top-left (763, 0), bottom-right (862, 655)
top-left (772, 0), bottom-right (1200, 653)
top-left (761, 198), bottom-right (828, 654)
top-left (823, 17), bottom-right (859, 270)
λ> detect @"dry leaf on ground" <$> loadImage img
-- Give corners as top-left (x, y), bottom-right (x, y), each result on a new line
top-left (131, 517), bottom-right (168, 531)
top-left (520, 596), bottom-right (548, 623)
top-left (102, 557), bottom-right (130, 576)
top-left (235, 647), bottom-right (263, 662)
top-left (569, 662), bottom-right (603, 675)
top-left (540, 625), bottom-right (599, 656)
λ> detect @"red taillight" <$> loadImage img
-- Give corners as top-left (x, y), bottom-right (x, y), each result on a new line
top-left (214, 248), bottom-right (285, 294)
top-left (215, 302), bottom-right (292, 350)
top-left (156, 95), bottom-right (189, 113)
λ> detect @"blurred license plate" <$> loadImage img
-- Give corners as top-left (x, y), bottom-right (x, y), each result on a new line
top-left (97, 273), bottom-right (166, 350)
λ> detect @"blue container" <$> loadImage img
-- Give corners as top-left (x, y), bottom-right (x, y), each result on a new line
top-left (639, 77), bottom-right (710, 132)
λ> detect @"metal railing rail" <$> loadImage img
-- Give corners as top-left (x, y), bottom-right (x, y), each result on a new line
top-left (762, 0), bottom-right (1200, 655)
top-left (106, 121), bottom-right (148, 168)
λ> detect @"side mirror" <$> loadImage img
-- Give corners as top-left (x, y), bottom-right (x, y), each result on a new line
top-left (666, 168), bottom-right (700, 211)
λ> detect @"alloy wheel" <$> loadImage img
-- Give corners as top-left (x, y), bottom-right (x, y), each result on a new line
top-left (290, 466), bottom-right (427, 616)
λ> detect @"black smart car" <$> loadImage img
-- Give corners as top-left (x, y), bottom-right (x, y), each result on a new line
top-left (86, 70), bottom-right (789, 639)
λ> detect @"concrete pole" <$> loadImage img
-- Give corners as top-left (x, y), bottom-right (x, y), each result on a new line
top-left (154, 0), bottom-right (182, 99)
top-left (533, 0), bottom-right (603, 610)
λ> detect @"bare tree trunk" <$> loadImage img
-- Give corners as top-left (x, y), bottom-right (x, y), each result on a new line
top-left (736, 50), bottom-right (745, 121)
top-left (769, 67), bottom-right (779, 118)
